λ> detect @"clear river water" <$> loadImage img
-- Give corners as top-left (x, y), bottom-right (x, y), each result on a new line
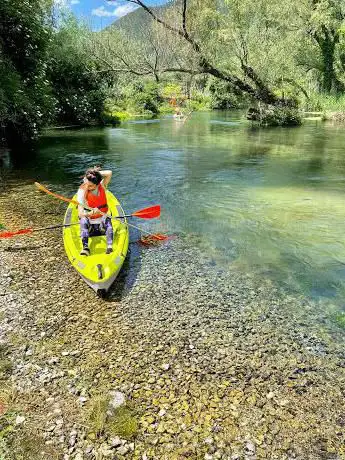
top-left (4, 111), bottom-right (345, 312)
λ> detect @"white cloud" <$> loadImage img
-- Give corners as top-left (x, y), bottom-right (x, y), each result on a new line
top-left (113, 4), bottom-right (137, 17)
top-left (92, 4), bottom-right (137, 18)
top-left (53, 0), bottom-right (79, 6)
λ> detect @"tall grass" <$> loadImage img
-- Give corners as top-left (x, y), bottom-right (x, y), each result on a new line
top-left (302, 93), bottom-right (345, 112)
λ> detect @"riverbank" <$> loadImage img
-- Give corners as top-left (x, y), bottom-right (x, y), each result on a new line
top-left (1, 181), bottom-right (345, 460)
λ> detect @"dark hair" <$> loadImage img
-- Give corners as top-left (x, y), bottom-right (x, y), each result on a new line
top-left (85, 168), bottom-right (102, 185)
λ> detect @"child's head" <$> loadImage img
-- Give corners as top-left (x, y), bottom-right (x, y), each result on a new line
top-left (84, 168), bottom-right (102, 190)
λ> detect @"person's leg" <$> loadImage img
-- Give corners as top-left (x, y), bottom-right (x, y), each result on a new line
top-left (102, 217), bottom-right (114, 254)
top-left (80, 217), bottom-right (90, 255)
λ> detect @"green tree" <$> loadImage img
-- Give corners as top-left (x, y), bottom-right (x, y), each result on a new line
top-left (301, 0), bottom-right (345, 93)
top-left (48, 15), bottom-right (110, 125)
top-left (114, 0), bottom-right (299, 107)
top-left (0, 0), bottom-right (54, 146)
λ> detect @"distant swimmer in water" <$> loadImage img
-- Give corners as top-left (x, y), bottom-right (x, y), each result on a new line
top-left (173, 107), bottom-right (184, 120)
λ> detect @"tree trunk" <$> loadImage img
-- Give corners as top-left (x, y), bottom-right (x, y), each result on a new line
top-left (315, 28), bottom-right (344, 93)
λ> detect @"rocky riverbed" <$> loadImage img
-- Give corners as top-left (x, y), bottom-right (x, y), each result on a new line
top-left (1, 181), bottom-right (345, 460)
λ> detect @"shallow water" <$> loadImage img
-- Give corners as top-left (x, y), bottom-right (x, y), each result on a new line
top-left (4, 111), bottom-right (345, 310)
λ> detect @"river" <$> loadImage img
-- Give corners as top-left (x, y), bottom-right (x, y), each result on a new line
top-left (4, 111), bottom-right (345, 311)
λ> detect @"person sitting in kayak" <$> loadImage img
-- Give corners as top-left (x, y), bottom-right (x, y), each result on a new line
top-left (78, 167), bottom-right (113, 256)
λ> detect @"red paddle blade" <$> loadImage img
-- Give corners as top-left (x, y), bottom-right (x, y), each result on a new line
top-left (140, 233), bottom-right (171, 245)
top-left (132, 205), bottom-right (160, 219)
top-left (0, 228), bottom-right (33, 238)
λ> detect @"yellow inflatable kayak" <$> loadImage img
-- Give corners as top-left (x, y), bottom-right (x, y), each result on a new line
top-left (62, 190), bottom-right (129, 297)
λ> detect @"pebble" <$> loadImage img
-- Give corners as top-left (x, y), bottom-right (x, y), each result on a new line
top-left (1, 195), bottom-right (345, 460)
top-left (108, 391), bottom-right (125, 410)
top-left (69, 436), bottom-right (77, 448)
top-left (110, 436), bottom-right (122, 448)
top-left (245, 441), bottom-right (256, 454)
top-left (117, 445), bottom-right (129, 455)
top-left (204, 437), bottom-right (213, 445)
top-left (15, 415), bottom-right (25, 425)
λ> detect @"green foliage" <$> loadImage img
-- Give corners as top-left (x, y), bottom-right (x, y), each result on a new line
top-left (0, 359), bottom-right (12, 379)
top-left (209, 79), bottom-right (249, 109)
top-left (249, 105), bottom-right (302, 127)
top-left (161, 83), bottom-right (183, 100)
top-left (107, 406), bottom-right (138, 440)
top-left (48, 15), bottom-right (109, 125)
top-left (333, 311), bottom-right (345, 328)
top-left (302, 92), bottom-right (345, 112)
top-left (131, 81), bottom-right (163, 114)
top-left (0, 4), bottom-right (110, 145)
top-left (86, 395), bottom-right (138, 440)
top-left (3, 0), bottom-right (345, 142)
top-left (0, 0), bottom-right (54, 145)
top-left (105, 80), bottom-right (164, 117)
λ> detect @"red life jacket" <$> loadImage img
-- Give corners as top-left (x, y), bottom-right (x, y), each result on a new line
top-left (85, 183), bottom-right (108, 220)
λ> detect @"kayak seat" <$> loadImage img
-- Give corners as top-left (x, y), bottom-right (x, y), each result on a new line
top-left (89, 224), bottom-right (106, 237)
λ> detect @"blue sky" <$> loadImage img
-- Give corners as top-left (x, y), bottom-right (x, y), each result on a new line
top-left (55, 0), bottom-right (168, 30)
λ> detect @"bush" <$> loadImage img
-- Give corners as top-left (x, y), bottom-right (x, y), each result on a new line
top-left (301, 92), bottom-right (345, 113)
top-left (247, 105), bottom-right (302, 127)
top-left (209, 79), bottom-right (250, 109)
top-left (0, 0), bottom-right (54, 146)
top-left (48, 16), bottom-right (109, 126)
top-left (130, 81), bottom-right (162, 114)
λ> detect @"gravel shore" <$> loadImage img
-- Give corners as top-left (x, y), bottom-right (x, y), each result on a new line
top-left (1, 182), bottom-right (345, 460)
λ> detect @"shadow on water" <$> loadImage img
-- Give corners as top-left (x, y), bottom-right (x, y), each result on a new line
top-left (127, 119), bottom-right (161, 124)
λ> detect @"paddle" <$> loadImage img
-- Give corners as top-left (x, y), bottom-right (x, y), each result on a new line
top-left (34, 182), bottom-right (160, 219)
top-left (0, 220), bottom-right (170, 241)
top-left (0, 183), bottom-right (168, 242)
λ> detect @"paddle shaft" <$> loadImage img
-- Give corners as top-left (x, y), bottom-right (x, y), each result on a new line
top-left (35, 182), bottom-right (160, 220)
top-left (28, 219), bottom-right (156, 237)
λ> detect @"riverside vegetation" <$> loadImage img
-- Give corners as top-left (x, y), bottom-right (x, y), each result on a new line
top-left (3, 0), bottom-right (345, 148)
